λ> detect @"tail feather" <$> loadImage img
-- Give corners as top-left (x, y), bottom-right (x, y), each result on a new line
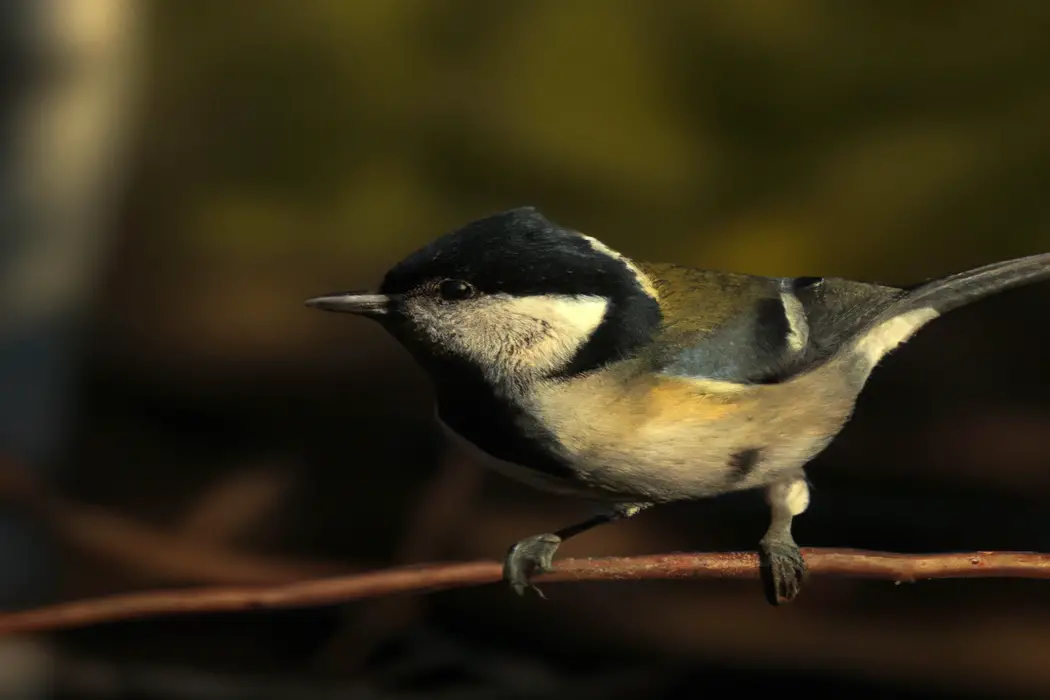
top-left (899, 252), bottom-right (1050, 316)
top-left (838, 252), bottom-right (1050, 379)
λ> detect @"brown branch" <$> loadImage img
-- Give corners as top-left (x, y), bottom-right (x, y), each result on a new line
top-left (2, 548), bottom-right (1049, 635)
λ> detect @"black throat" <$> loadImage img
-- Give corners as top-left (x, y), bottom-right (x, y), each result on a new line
top-left (418, 353), bottom-right (579, 479)
top-left (390, 290), bottom-right (661, 480)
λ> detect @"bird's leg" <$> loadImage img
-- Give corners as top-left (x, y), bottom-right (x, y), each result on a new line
top-left (504, 502), bottom-right (650, 598)
top-left (759, 476), bottom-right (810, 605)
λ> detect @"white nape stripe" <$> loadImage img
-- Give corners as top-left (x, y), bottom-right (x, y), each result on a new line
top-left (576, 233), bottom-right (661, 300)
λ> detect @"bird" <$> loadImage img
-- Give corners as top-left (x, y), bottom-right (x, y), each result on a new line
top-left (305, 206), bottom-right (1050, 604)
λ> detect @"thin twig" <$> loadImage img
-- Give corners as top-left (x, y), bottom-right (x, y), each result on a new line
top-left (1, 549), bottom-right (1049, 635)
top-left (0, 461), bottom-right (350, 585)
top-left (176, 465), bottom-right (292, 545)
top-left (313, 452), bottom-right (485, 670)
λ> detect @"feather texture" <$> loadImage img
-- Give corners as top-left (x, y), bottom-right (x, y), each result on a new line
top-left (638, 263), bottom-right (905, 384)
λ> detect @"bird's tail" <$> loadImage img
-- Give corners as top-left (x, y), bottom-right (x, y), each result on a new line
top-left (831, 252), bottom-right (1050, 383)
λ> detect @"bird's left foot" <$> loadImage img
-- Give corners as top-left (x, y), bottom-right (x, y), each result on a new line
top-left (503, 533), bottom-right (562, 598)
top-left (759, 534), bottom-right (807, 605)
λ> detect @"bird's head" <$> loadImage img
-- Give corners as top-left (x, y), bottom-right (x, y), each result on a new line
top-left (306, 207), bottom-right (662, 387)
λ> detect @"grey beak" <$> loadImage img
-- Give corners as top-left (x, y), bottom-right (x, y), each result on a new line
top-left (304, 292), bottom-right (396, 318)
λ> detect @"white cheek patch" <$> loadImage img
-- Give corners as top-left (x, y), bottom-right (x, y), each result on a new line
top-left (502, 294), bottom-right (609, 340)
top-left (854, 307), bottom-right (940, 366)
top-left (419, 294), bottom-right (610, 382)
top-left (493, 295), bottom-right (609, 377)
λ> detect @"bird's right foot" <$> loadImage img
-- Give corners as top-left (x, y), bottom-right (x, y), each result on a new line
top-left (503, 533), bottom-right (562, 598)
top-left (759, 533), bottom-right (807, 605)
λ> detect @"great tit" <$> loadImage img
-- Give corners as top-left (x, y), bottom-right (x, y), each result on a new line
top-left (306, 206), bottom-right (1050, 604)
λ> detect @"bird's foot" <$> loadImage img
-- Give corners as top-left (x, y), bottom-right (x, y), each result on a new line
top-left (759, 534), bottom-right (807, 605)
top-left (503, 533), bottom-right (562, 598)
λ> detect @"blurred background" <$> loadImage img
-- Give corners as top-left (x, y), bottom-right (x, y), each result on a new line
top-left (2, 1), bottom-right (1050, 698)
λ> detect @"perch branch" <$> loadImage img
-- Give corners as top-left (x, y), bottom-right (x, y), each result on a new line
top-left (1, 548), bottom-right (1049, 635)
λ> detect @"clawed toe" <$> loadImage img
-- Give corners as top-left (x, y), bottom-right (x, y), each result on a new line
top-left (503, 533), bottom-right (562, 597)
top-left (759, 537), bottom-right (807, 605)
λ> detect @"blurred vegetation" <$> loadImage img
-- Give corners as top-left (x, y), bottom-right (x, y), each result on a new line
top-left (103, 0), bottom-right (1050, 373)
top-left (20, 1), bottom-right (1050, 698)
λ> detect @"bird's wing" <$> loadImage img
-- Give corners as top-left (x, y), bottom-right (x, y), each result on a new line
top-left (638, 263), bottom-right (905, 384)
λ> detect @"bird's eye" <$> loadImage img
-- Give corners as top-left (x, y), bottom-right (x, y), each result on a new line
top-left (438, 279), bottom-right (476, 301)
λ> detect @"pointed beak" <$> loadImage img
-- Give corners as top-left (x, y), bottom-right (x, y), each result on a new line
top-left (304, 292), bottom-right (397, 318)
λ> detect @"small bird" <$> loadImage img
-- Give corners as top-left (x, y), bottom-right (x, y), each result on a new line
top-left (307, 207), bottom-right (1050, 604)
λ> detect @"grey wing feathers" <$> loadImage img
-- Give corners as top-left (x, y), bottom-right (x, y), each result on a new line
top-left (653, 252), bottom-right (1050, 386)
top-left (660, 293), bottom-right (798, 382)
top-left (658, 274), bottom-right (904, 384)
top-left (785, 277), bottom-right (904, 373)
